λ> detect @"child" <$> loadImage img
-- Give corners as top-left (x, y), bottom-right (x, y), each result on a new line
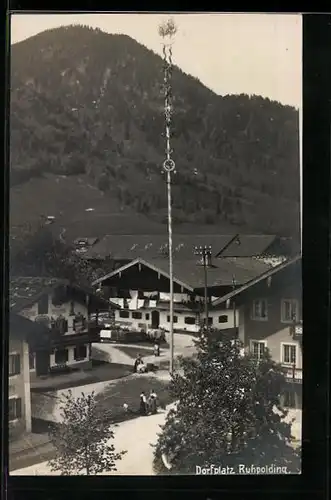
top-left (154, 342), bottom-right (160, 357)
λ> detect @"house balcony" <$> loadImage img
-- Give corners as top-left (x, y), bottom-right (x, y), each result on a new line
top-left (282, 364), bottom-right (303, 384)
top-left (290, 321), bottom-right (303, 340)
top-left (30, 318), bottom-right (101, 350)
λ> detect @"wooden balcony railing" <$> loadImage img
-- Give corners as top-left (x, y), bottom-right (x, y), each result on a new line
top-left (282, 364), bottom-right (303, 384)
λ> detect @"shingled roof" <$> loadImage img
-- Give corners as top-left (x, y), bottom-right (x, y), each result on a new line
top-left (10, 277), bottom-right (68, 312)
top-left (215, 235), bottom-right (277, 258)
top-left (83, 234), bottom-right (235, 261)
top-left (10, 312), bottom-right (50, 341)
top-left (92, 256), bottom-right (273, 290)
top-left (9, 277), bottom-right (118, 312)
top-left (212, 255), bottom-right (301, 306)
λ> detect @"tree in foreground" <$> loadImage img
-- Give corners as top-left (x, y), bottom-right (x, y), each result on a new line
top-left (48, 390), bottom-right (126, 475)
top-left (153, 330), bottom-right (301, 474)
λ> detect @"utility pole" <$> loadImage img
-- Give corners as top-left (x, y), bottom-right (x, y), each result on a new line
top-left (159, 19), bottom-right (177, 374)
top-left (194, 245), bottom-right (212, 331)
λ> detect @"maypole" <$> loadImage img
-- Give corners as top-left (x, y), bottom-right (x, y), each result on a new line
top-left (159, 18), bottom-right (177, 374)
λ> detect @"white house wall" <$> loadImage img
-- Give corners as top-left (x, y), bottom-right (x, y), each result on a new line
top-left (49, 344), bottom-right (90, 368)
top-left (114, 307), bottom-right (239, 334)
top-left (20, 296), bottom-right (88, 336)
top-left (9, 338), bottom-right (31, 434)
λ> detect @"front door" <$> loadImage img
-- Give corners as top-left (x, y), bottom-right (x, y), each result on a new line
top-left (35, 350), bottom-right (50, 376)
top-left (151, 310), bottom-right (160, 328)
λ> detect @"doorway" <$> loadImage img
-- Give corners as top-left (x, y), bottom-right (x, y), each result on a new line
top-left (35, 350), bottom-right (50, 376)
top-left (151, 310), bottom-right (160, 328)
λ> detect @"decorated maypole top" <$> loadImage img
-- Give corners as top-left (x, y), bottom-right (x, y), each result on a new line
top-left (159, 18), bottom-right (177, 175)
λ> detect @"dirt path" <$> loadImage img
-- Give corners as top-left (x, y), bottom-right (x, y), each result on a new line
top-left (11, 405), bottom-right (175, 476)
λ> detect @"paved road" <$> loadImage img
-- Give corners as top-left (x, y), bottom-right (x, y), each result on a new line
top-left (11, 405), bottom-right (174, 476)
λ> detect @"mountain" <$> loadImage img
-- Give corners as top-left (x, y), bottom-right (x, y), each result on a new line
top-left (10, 25), bottom-right (300, 237)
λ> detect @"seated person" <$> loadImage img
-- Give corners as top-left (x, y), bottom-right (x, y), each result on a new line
top-left (137, 359), bottom-right (147, 373)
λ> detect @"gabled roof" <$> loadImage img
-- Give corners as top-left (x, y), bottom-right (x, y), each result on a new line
top-left (10, 277), bottom-right (68, 312)
top-left (216, 234), bottom-right (277, 258)
top-left (92, 258), bottom-right (195, 291)
top-left (92, 256), bottom-right (273, 291)
top-left (212, 255), bottom-right (301, 306)
top-left (10, 312), bottom-right (49, 341)
top-left (84, 234), bottom-right (234, 261)
top-left (9, 277), bottom-right (119, 312)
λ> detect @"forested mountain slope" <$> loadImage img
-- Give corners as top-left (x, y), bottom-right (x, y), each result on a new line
top-left (10, 25), bottom-right (300, 236)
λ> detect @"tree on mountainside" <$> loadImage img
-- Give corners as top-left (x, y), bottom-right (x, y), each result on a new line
top-left (153, 330), bottom-right (301, 475)
top-left (10, 222), bottom-right (105, 287)
top-left (48, 390), bottom-right (126, 475)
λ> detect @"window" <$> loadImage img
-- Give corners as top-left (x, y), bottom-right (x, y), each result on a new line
top-left (218, 315), bottom-right (228, 323)
top-left (54, 349), bottom-right (68, 365)
top-left (250, 341), bottom-right (266, 359)
top-left (9, 397), bottom-right (22, 421)
top-left (51, 317), bottom-right (68, 334)
top-left (9, 354), bottom-right (20, 376)
top-left (119, 310), bottom-right (130, 318)
top-left (73, 315), bottom-right (86, 332)
top-left (167, 315), bottom-right (178, 323)
top-left (132, 312), bottom-right (142, 320)
top-left (74, 345), bottom-right (87, 361)
top-left (184, 317), bottom-right (196, 325)
top-left (145, 313), bottom-right (150, 320)
top-left (282, 344), bottom-right (297, 365)
top-left (282, 389), bottom-right (296, 408)
top-left (69, 301), bottom-right (75, 316)
top-left (29, 352), bottom-right (35, 370)
top-left (37, 294), bottom-right (49, 315)
top-left (203, 317), bottom-right (213, 326)
top-left (251, 299), bottom-right (268, 320)
top-left (281, 299), bottom-right (299, 323)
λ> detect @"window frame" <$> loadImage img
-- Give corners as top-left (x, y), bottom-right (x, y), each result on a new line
top-left (250, 340), bottom-right (267, 360)
top-left (74, 344), bottom-right (88, 361)
top-left (9, 396), bottom-right (22, 422)
top-left (119, 310), bottom-right (130, 319)
top-left (184, 316), bottom-right (196, 325)
top-left (251, 298), bottom-right (268, 321)
top-left (280, 299), bottom-right (300, 324)
top-left (54, 348), bottom-right (69, 365)
top-left (132, 311), bottom-right (142, 320)
top-left (281, 342), bottom-right (297, 366)
top-left (218, 315), bottom-right (229, 324)
top-left (167, 315), bottom-right (178, 323)
top-left (9, 353), bottom-right (21, 377)
top-left (37, 294), bottom-right (49, 315)
top-left (282, 388), bottom-right (296, 408)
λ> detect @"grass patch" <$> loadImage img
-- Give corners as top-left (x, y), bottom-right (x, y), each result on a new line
top-left (31, 363), bottom-right (132, 392)
top-left (95, 375), bottom-right (173, 423)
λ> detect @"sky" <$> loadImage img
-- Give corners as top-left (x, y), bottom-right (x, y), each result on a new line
top-left (11, 13), bottom-right (302, 109)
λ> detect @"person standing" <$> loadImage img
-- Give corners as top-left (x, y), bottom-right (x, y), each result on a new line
top-left (149, 390), bottom-right (157, 414)
top-left (140, 391), bottom-right (147, 416)
top-left (154, 342), bottom-right (160, 357)
top-left (134, 354), bottom-right (142, 373)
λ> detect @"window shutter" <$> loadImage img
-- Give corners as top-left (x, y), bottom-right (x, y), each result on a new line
top-left (16, 398), bottom-right (22, 419)
top-left (9, 399), bottom-right (14, 420)
top-left (15, 354), bottom-right (20, 375)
